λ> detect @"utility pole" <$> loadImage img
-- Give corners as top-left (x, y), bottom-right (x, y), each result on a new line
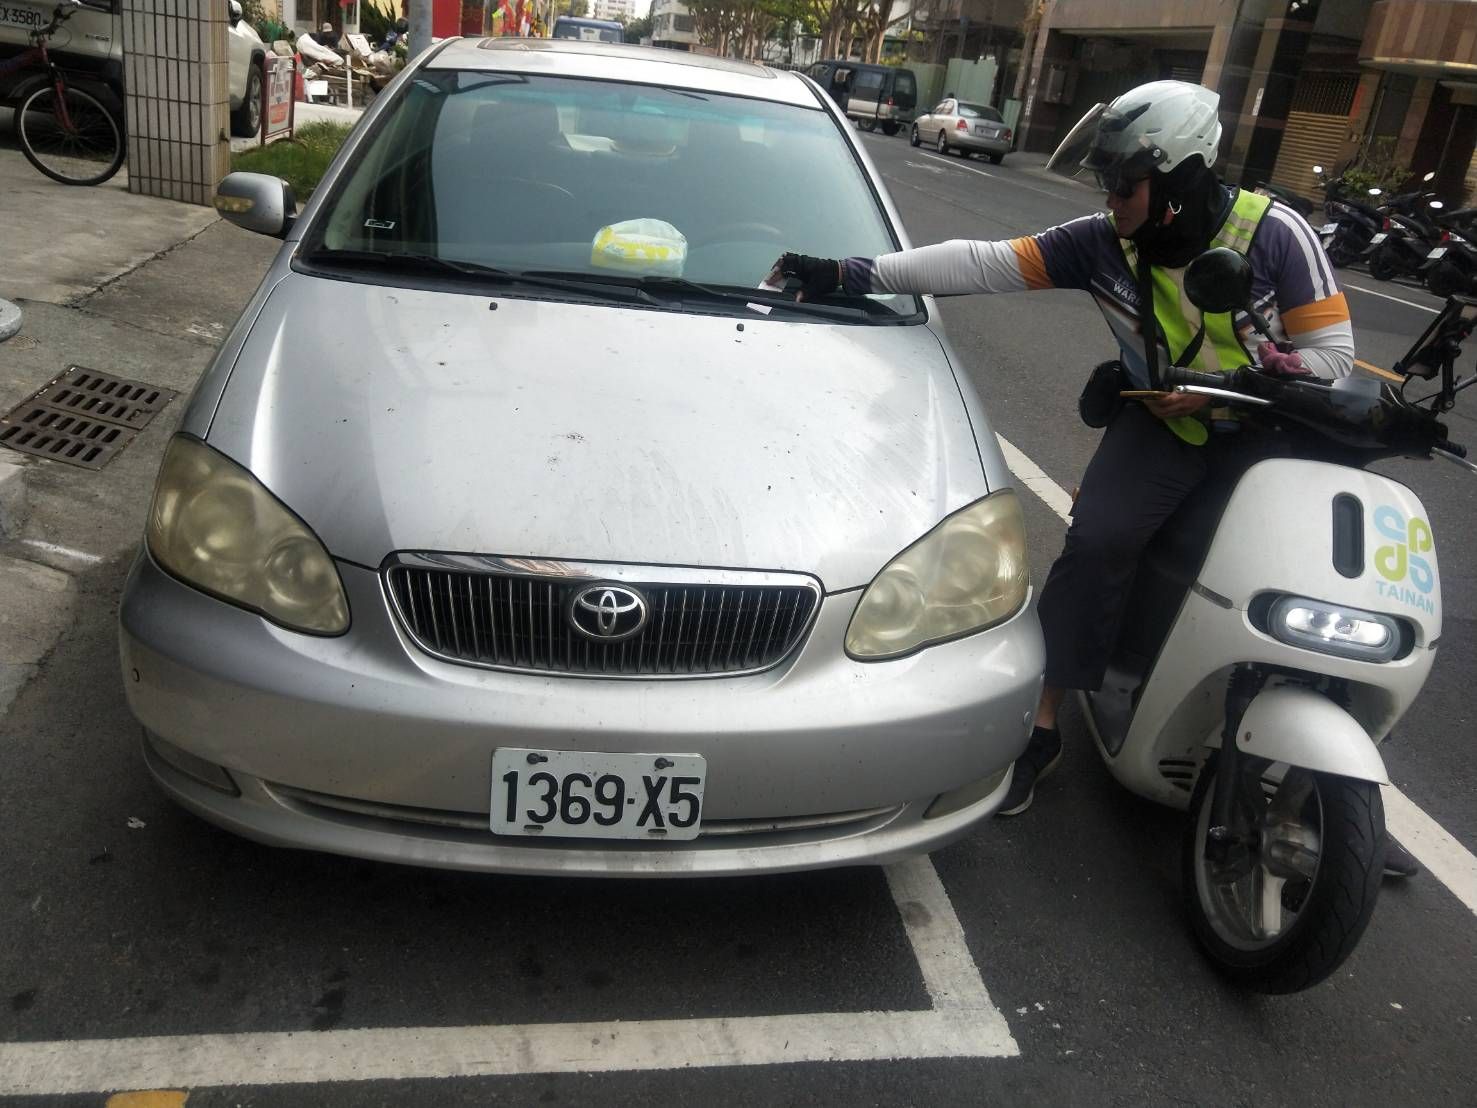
top-left (409, 0), bottom-right (435, 59)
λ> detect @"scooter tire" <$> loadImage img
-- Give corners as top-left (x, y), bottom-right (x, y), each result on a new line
top-left (1326, 238), bottom-right (1360, 268)
top-left (1425, 261), bottom-right (1468, 299)
top-left (1367, 247), bottom-right (1400, 281)
top-left (1182, 756), bottom-right (1385, 995)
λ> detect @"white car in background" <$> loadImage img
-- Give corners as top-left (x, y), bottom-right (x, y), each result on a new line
top-left (0, 0), bottom-right (268, 137)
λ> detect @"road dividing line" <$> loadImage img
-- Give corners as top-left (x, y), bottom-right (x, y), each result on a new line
top-left (1342, 280), bottom-right (1441, 313)
top-left (996, 430), bottom-right (1477, 918)
top-left (0, 857), bottom-right (1016, 1096)
top-left (20, 539), bottom-right (103, 565)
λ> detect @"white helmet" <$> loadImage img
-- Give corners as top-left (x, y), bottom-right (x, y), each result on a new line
top-left (1047, 80), bottom-right (1221, 193)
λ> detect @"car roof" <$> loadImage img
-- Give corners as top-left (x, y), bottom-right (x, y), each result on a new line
top-left (426, 38), bottom-right (822, 108)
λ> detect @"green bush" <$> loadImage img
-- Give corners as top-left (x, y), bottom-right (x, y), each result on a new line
top-left (1335, 137), bottom-right (1413, 197)
top-left (229, 121), bottom-right (355, 198)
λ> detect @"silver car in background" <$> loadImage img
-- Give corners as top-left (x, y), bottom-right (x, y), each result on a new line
top-left (911, 98), bottom-right (1012, 163)
top-left (120, 39), bottom-right (1043, 877)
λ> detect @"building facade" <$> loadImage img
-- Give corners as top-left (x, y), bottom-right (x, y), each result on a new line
top-left (592, 0), bottom-right (635, 24)
top-left (650, 0), bottom-right (698, 50)
top-left (1013, 0), bottom-right (1477, 204)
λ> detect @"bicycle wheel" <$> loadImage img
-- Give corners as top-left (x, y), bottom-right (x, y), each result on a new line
top-left (17, 83), bottom-right (125, 186)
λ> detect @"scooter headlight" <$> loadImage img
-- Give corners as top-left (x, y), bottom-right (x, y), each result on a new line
top-left (146, 435), bottom-right (350, 635)
top-left (845, 491), bottom-right (1029, 660)
top-left (1267, 596), bottom-right (1399, 662)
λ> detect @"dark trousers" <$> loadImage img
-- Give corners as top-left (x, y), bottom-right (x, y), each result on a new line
top-left (1037, 404), bottom-right (1236, 691)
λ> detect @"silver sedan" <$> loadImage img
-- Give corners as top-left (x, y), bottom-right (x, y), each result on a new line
top-left (911, 99), bottom-right (1012, 163)
top-left (119, 41), bottom-right (1043, 877)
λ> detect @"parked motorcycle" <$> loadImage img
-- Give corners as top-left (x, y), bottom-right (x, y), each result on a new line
top-left (1090, 247), bottom-right (1473, 993)
top-left (1313, 165), bottom-right (1385, 268)
top-left (1419, 207), bottom-right (1477, 298)
top-left (1364, 172), bottom-right (1444, 281)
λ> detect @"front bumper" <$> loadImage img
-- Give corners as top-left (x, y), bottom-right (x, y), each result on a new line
top-left (120, 552), bottom-right (1044, 876)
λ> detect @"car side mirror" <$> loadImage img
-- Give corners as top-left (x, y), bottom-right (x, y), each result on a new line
top-left (1184, 247), bottom-right (1253, 316)
top-left (214, 172), bottom-right (297, 238)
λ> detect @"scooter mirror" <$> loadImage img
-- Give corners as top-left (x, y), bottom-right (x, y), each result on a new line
top-left (1184, 247), bottom-right (1253, 316)
top-left (1369, 187), bottom-right (1383, 196)
top-left (1312, 164), bottom-right (1324, 174)
top-left (1424, 171), bottom-right (1437, 182)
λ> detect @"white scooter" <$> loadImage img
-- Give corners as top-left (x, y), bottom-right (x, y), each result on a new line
top-left (1079, 248), bottom-right (1475, 994)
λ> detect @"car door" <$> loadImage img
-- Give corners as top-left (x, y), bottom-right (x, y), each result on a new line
top-left (932, 100), bottom-right (954, 142)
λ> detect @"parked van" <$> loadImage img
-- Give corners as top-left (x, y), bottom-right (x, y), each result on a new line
top-left (806, 60), bottom-right (917, 136)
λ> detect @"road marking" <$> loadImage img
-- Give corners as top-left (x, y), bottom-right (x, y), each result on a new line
top-left (870, 136), bottom-right (1081, 203)
top-left (1342, 280), bottom-right (1440, 313)
top-left (105, 1093), bottom-right (188, 1108)
top-left (20, 539), bottom-right (103, 565)
top-left (996, 430), bottom-right (1477, 918)
top-left (0, 857), bottom-right (1016, 1096)
top-left (1382, 786), bottom-right (1477, 918)
top-left (1355, 358), bottom-right (1403, 382)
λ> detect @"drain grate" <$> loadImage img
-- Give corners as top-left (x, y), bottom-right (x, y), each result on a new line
top-left (0, 366), bottom-right (177, 470)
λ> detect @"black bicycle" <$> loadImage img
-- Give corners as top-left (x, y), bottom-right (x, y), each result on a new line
top-left (3, 0), bottom-right (125, 185)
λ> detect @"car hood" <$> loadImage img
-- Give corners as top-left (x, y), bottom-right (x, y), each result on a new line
top-left (206, 274), bottom-right (990, 590)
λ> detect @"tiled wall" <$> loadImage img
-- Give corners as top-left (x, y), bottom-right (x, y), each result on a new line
top-left (121, 1), bottom-right (231, 206)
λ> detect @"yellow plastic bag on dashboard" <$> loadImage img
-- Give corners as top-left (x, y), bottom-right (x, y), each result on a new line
top-left (591, 219), bottom-right (687, 277)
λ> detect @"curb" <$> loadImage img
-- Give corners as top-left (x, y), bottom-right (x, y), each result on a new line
top-left (0, 461), bottom-right (26, 538)
top-left (0, 298), bottom-right (19, 342)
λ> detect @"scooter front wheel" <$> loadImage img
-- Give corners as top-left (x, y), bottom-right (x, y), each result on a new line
top-left (1182, 756), bottom-right (1384, 994)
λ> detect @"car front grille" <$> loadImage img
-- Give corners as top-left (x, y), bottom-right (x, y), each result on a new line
top-left (384, 555), bottom-right (821, 677)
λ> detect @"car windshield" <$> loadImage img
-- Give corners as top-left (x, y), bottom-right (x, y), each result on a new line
top-left (958, 103), bottom-right (1001, 122)
top-left (304, 69), bottom-right (918, 319)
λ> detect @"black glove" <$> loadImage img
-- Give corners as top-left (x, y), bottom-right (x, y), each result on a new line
top-left (772, 253), bottom-right (842, 301)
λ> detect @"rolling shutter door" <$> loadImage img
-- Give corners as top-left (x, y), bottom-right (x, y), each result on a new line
top-left (1269, 113), bottom-right (1349, 202)
top-left (1268, 73), bottom-right (1358, 203)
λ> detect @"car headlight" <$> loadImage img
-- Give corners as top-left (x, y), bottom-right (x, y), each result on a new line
top-left (845, 490), bottom-right (1028, 660)
top-left (146, 435), bottom-right (349, 635)
top-left (1267, 596), bottom-right (1399, 662)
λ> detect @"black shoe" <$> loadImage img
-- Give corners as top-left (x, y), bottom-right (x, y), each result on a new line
top-left (998, 726), bottom-right (1063, 817)
top-left (1383, 836), bottom-right (1420, 879)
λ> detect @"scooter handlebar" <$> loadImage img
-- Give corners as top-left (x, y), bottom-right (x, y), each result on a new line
top-left (1161, 366), bottom-right (1233, 390)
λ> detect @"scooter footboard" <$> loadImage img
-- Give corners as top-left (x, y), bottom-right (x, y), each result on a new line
top-left (1209, 686), bottom-right (1389, 784)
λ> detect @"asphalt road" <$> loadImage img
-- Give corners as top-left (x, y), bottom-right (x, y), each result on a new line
top-left (1, 132), bottom-right (1474, 1106)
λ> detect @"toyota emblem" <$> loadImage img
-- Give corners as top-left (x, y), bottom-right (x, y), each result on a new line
top-left (567, 583), bottom-right (649, 642)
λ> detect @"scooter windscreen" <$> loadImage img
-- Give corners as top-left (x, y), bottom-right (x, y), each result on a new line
top-left (1045, 101), bottom-right (1168, 192)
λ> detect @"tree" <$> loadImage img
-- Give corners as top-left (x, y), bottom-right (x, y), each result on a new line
top-left (624, 13), bottom-right (653, 40)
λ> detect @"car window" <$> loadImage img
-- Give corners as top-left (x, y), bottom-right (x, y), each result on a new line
top-left (957, 103), bottom-right (1002, 122)
top-left (306, 70), bottom-right (918, 318)
top-left (892, 71), bottom-right (916, 103)
top-left (855, 70), bottom-right (884, 92)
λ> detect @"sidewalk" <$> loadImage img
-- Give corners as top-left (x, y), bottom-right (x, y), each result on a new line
top-left (0, 144), bottom-right (279, 718)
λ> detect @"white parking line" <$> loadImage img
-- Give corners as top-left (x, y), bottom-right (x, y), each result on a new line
top-left (1342, 280), bottom-right (1441, 314)
top-left (0, 857), bottom-right (1016, 1096)
top-left (996, 431), bottom-right (1477, 919)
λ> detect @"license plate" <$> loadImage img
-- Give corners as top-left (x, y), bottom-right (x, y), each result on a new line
top-left (491, 748), bottom-right (706, 840)
top-left (0, 3), bottom-right (49, 32)
top-left (1427, 247), bottom-right (1448, 260)
top-left (1320, 223), bottom-right (1337, 234)
top-left (1370, 232), bottom-right (1387, 245)
top-left (974, 125), bottom-right (996, 137)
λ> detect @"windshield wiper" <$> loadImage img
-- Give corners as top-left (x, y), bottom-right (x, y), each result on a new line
top-left (301, 250), bottom-right (658, 303)
top-left (526, 270), bottom-right (909, 322)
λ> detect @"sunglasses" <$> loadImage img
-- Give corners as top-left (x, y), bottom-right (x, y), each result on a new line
top-left (1099, 172), bottom-right (1148, 199)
